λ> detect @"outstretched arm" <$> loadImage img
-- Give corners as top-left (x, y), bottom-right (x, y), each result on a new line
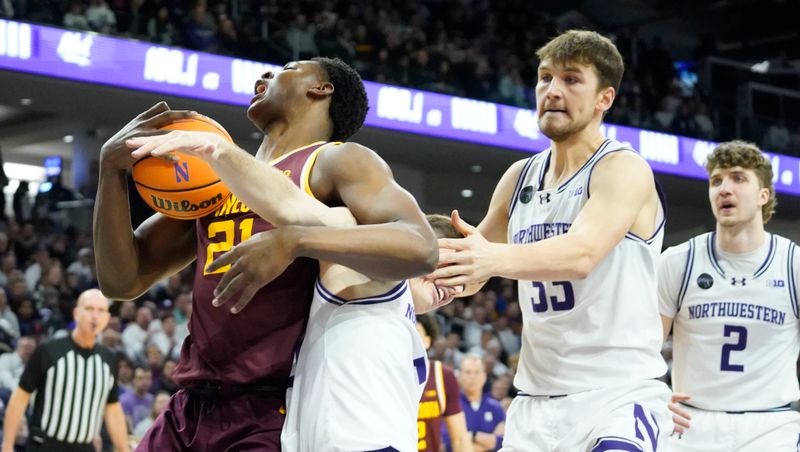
top-left (129, 135), bottom-right (437, 278)
top-left (128, 130), bottom-right (345, 227)
top-left (206, 142), bottom-right (437, 283)
top-left (432, 152), bottom-right (659, 286)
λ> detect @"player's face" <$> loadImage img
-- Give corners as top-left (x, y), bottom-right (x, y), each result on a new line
top-left (247, 60), bottom-right (326, 128)
top-left (708, 166), bottom-right (768, 227)
top-left (409, 278), bottom-right (443, 314)
top-left (535, 59), bottom-right (612, 142)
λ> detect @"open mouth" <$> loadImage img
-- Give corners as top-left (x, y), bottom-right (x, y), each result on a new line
top-left (251, 81), bottom-right (267, 104)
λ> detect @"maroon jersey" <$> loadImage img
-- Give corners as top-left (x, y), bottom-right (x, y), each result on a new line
top-left (172, 142), bottom-right (328, 387)
top-left (417, 360), bottom-right (462, 452)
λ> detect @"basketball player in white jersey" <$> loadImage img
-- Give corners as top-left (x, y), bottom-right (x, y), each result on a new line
top-left (659, 140), bottom-right (800, 451)
top-left (429, 29), bottom-right (672, 451)
top-left (128, 131), bottom-right (459, 451)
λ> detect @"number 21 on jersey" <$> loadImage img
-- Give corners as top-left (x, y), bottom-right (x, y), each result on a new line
top-left (204, 218), bottom-right (254, 275)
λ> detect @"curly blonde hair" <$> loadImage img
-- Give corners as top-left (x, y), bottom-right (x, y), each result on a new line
top-left (705, 140), bottom-right (776, 223)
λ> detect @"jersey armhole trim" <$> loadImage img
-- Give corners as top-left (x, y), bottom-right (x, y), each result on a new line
top-left (435, 361), bottom-right (446, 413)
top-left (788, 242), bottom-right (798, 319)
top-left (677, 238), bottom-right (696, 311)
top-left (301, 141), bottom-right (339, 199)
top-left (507, 156), bottom-right (536, 219)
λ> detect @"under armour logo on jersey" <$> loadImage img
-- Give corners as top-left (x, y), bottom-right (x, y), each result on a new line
top-left (730, 277), bottom-right (747, 286)
top-left (519, 186), bottom-right (533, 204)
top-left (539, 193), bottom-right (551, 204)
top-left (697, 273), bottom-right (714, 289)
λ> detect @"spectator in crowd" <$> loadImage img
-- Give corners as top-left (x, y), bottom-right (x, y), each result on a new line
top-left (63, 0), bottom-right (90, 30)
top-left (117, 354), bottom-right (135, 395)
top-left (120, 367), bottom-right (153, 432)
top-left (416, 314), bottom-right (472, 452)
top-left (0, 291), bottom-right (19, 347)
top-left (66, 247), bottom-right (95, 290)
top-left (122, 306), bottom-right (151, 364)
top-left (146, 6), bottom-right (176, 45)
top-left (86, 0), bottom-right (117, 34)
top-left (457, 355), bottom-right (505, 452)
top-left (0, 336), bottom-right (35, 394)
top-left (133, 391), bottom-right (170, 439)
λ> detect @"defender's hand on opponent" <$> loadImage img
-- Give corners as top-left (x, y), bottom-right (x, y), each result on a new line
top-left (101, 102), bottom-right (195, 169)
top-left (205, 228), bottom-right (297, 314)
top-left (428, 210), bottom-right (499, 287)
top-left (127, 128), bottom-right (230, 161)
top-left (669, 393), bottom-right (692, 434)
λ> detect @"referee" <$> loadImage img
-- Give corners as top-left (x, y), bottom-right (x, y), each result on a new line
top-left (2, 289), bottom-right (129, 452)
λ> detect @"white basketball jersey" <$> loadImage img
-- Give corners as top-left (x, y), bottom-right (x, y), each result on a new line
top-left (281, 279), bottom-right (427, 452)
top-left (507, 139), bottom-right (668, 395)
top-left (662, 232), bottom-right (800, 411)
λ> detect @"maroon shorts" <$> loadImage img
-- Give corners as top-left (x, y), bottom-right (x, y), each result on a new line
top-left (136, 388), bottom-right (286, 451)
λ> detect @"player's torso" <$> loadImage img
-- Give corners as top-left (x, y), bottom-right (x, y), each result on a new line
top-left (507, 139), bottom-right (667, 395)
top-left (174, 142), bottom-right (326, 386)
top-left (286, 279), bottom-right (426, 451)
top-left (672, 233), bottom-right (800, 410)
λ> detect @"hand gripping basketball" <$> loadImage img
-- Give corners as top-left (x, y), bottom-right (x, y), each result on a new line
top-left (127, 114), bottom-right (234, 220)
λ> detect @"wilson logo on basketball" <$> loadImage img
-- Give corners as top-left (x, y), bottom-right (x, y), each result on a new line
top-left (150, 193), bottom-right (225, 213)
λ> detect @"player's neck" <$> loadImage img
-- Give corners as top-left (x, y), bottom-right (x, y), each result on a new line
top-left (71, 329), bottom-right (97, 350)
top-left (546, 130), bottom-right (606, 186)
top-left (714, 221), bottom-right (766, 254)
top-left (257, 113), bottom-right (333, 161)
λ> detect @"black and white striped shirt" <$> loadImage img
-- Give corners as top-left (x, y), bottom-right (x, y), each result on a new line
top-left (19, 335), bottom-right (119, 444)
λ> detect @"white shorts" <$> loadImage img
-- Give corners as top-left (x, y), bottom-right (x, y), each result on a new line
top-left (500, 379), bottom-right (672, 452)
top-left (281, 281), bottom-right (427, 452)
top-left (669, 405), bottom-right (800, 452)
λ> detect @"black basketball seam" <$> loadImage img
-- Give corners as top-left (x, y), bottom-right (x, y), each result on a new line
top-left (134, 179), bottom-right (223, 192)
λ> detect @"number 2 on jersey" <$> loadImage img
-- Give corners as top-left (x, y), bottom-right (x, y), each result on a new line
top-left (530, 281), bottom-right (575, 313)
top-left (204, 218), bottom-right (254, 275)
top-left (720, 324), bottom-right (747, 372)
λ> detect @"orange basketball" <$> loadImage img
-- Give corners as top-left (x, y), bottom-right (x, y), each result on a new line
top-left (132, 116), bottom-right (233, 220)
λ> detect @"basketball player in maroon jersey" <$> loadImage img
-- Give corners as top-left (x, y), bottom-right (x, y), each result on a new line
top-left (94, 57), bottom-right (437, 451)
top-left (416, 313), bottom-right (472, 452)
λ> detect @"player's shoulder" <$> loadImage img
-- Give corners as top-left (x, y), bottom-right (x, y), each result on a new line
top-left (771, 233), bottom-right (798, 248)
top-left (593, 144), bottom-right (651, 174)
top-left (661, 233), bottom-right (711, 262)
top-left (315, 141), bottom-right (389, 174)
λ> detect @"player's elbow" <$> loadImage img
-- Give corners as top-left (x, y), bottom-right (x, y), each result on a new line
top-left (97, 278), bottom-right (141, 301)
top-left (571, 255), bottom-right (594, 279)
top-left (570, 240), bottom-right (603, 279)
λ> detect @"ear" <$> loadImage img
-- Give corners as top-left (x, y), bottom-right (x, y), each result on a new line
top-left (596, 86), bottom-right (616, 113)
top-left (758, 187), bottom-right (770, 206)
top-left (308, 81), bottom-right (334, 99)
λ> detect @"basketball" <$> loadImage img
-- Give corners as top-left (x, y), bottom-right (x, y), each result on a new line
top-left (131, 116), bottom-right (233, 220)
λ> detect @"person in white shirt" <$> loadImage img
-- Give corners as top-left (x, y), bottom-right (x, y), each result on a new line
top-left (0, 337), bottom-right (35, 392)
top-left (659, 140), bottom-right (800, 451)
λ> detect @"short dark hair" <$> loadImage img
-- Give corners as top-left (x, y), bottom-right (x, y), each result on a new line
top-left (416, 313), bottom-right (439, 343)
top-left (426, 214), bottom-right (461, 239)
top-left (312, 57), bottom-right (369, 141)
